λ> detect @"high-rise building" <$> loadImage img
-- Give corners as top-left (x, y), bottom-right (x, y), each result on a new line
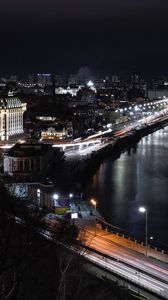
top-left (81, 90), bottom-right (97, 104)
top-left (37, 73), bottom-right (52, 87)
top-left (112, 75), bottom-right (120, 83)
top-left (94, 78), bottom-right (105, 89)
top-left (68, 74), bottom-right (78, 86)
top-left (55, 74), bottom-right (67, 87)
top-left (0, 96), bottom-right (26, 141)
top-left (28, 74), bottom-right (36, 85)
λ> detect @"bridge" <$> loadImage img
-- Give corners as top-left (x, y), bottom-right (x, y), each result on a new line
top-left (52, 139), bottom-right (102, 151)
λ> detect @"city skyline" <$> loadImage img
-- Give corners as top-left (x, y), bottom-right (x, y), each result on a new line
top-left (1, 2), bottom-right (168, 298)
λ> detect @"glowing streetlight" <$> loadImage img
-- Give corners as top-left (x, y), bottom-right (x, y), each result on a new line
top-left (53, 193), bottom-right (59, 200)
top-left (139, 207), bottom-right (146, 213)
top-left (139, 206), bottom-right (148, 256)
top-left (69, 193), bottom-right (73, 209)
top-left (53, 194), bottom-right (59, 209)
top-left (90, 198), bottom-right (96, 208)
top-left (90, 198), bottom-right (97, 236)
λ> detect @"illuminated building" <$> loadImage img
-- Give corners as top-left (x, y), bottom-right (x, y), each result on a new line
top-left (0, 96), bottom-right (26, 141)
top-left (68, 74), bottom-right (78, 86)
top-left (55, 74), bottom-right (67, 87)
top-left (81, 89), bottom-right (97, 104)
top-left (37, 73), bottom-right (52, 86)
top-left (40, 126), bottom-right (67, 140)
top-left (55, 86), bottom-right (80, 97)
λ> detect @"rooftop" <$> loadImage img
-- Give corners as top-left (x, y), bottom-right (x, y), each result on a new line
top-left (6, 142), bottom-right (52, 157)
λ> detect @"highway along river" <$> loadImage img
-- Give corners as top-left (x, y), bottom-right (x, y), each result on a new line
top-left (84, 126), bottom-right (168, 251)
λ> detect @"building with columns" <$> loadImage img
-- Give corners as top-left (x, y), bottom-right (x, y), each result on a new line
top-left (3, 143), bottom-right (55, 177)
top-left (0, 96), bottom-right (26, 141)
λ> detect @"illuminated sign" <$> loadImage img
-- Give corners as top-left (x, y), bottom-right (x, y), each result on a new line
top-left (71, 212), bottom-right (78, 219)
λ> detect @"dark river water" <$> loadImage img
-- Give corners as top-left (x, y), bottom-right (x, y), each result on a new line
top-left (85, 127), bottom-right (168, 250)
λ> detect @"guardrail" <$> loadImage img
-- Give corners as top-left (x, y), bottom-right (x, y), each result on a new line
top-left (97, 217), bottom-right (168, 256)
top-left (81, 247), bottom-right (168, 300)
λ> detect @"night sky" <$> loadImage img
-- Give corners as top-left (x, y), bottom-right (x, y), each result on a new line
top-left (0, 0), bottom-right (168, 77)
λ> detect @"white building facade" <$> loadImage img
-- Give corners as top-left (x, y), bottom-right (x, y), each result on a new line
top-left (0, 97), bottom-right (26, 141)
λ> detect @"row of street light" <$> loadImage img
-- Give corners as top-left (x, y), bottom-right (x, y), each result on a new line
top-left (115, 97), bottom-right (168, 114)
top-left (90, 199), bottom-right (149, 257)
top-left (53, 193), bottom-right (149, 256)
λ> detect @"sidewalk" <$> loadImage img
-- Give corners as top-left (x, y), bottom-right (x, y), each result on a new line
top-left (96, 229), bottom-right (168, 264)
top-left (73, 201), bottom-right (168, 264)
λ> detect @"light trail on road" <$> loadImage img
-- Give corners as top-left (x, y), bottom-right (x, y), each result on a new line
top-left (82, 234), bottom-right (168, 283)
top-left (83, 252), bottom-right (168, 298)
top-left (11, 213), bottom-right (168, 299)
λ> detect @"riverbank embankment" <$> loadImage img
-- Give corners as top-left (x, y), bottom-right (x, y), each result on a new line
top-left (68, 117), bottom-right (168, 188)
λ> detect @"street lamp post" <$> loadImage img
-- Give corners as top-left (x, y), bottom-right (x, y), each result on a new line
top-left (69, 193), bottom-right (73, 208)
top-left (90, 199), bottom-right (97, 236)
top-left (139, 207), bottom-right (148, 256)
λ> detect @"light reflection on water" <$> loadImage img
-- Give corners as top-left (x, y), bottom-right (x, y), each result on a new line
top-left (85, 127), bottom-right (168, 249)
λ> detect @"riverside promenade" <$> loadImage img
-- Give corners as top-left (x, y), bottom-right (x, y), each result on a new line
top-left (74, 202), bottom-right (168, 265)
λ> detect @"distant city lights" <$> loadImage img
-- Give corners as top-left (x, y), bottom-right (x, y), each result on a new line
top-left (87, 80), bottom-right (94, 87)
